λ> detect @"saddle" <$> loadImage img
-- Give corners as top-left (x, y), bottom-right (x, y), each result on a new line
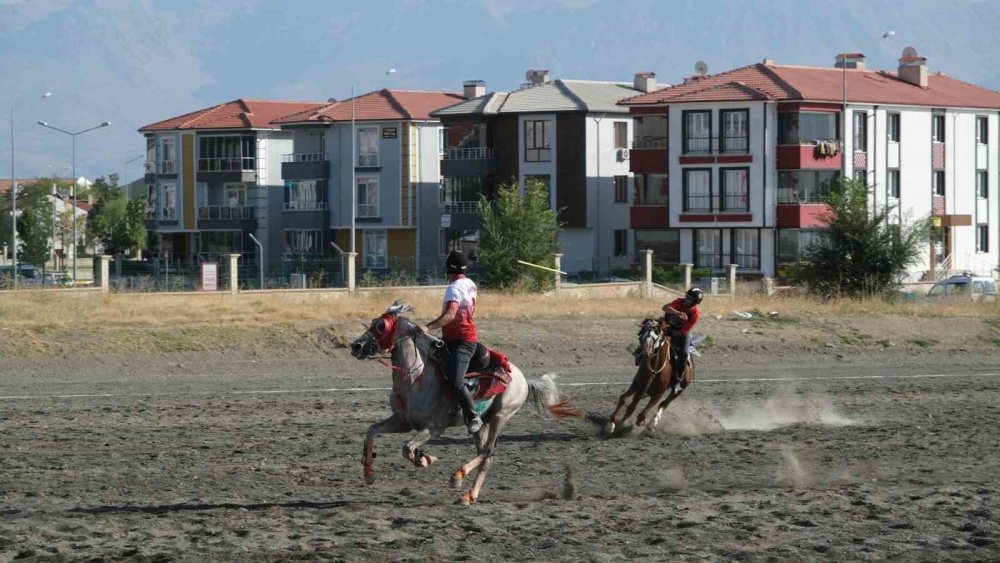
top-left (434, 343), bottom-right (512, 401)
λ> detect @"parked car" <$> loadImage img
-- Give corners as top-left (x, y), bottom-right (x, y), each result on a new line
top-left (0, 264), bottom-right (44, 286)
top-left (926, 274), bottom-right (998, 302)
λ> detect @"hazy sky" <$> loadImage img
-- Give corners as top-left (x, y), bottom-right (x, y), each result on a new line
top-left (1, 0), bottom-right (997, 182)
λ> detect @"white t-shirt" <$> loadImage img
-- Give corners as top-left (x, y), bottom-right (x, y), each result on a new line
top-left (442, 275), bottom-right (477, 341)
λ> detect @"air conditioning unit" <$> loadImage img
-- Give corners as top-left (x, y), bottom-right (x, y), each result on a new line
top-left (617, 148), bottom-right (630, 162)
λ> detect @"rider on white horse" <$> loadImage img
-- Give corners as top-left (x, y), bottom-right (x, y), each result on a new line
top-left (419, 250), bottom-right (484, 434)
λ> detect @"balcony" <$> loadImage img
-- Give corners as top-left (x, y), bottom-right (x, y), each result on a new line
top-left (284, 201), bottom-right (329, 212)
top-left (776, 202), bottom-right (831, 228)
top-left (144, 160), bottom-right (176, 175)
top-left (197, 205), bottom-right (256, 228)
top-left (197, 157), bottom-right (257, 183)
top-left (776, 143), bottom-right (842, 169)
top-left (629, 205), bottom-right (668, 229)
top-left (630, 138), bottom-right (667, 173)
top-left (440, 147), bottom-right (496, 177)
top-left (282, 153), bottom-right (330, 180)
top-left (677, 135), bottom-right (752, 165)
top-left (440, 200), bottom-right (484, 231)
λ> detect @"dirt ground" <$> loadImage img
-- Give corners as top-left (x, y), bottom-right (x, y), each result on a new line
top-left (1, 315), bottom-right (999, 561)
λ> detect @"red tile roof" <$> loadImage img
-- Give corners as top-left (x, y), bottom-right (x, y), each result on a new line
top-left (621, 62), bottom-right (1000, 109)
top-left (139, 99), bottom-right (327, 132)
top-left (273, 89), bottom-right (465, 124)
top-left (0, 177), bottom-right (74, 195)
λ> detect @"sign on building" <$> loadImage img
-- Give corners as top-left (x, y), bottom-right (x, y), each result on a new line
top-left (382, 127), bottom-right (398, 139)
top-left (201, 262), bottom-right (219, 291)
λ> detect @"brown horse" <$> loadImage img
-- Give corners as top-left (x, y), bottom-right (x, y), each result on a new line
top-left (603, 318), bottom-right (696, 436)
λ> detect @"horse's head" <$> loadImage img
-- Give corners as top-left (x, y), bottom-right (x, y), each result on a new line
top-left (351, 300), bottom-right (414, 359)
top-left (637, 317), bottom-right (664, 357)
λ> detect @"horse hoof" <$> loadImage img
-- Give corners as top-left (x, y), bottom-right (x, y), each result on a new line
top-left (602, 421), bottom-right (616, 438)
top-left (364, 472), bottom-right (376, 485)
top-left (451, 469), bottom-right (466, 489)
top-left (457, 493), bottom-right (476, 506)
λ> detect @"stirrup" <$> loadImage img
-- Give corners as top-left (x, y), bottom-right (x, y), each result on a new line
top-left (467, 416), bottom-right (483, 434)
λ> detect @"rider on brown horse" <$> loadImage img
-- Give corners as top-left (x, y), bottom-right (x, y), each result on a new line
top-left (419, 250), bottom-right (484, 434)
top-left (635, 287), bottom-right (703, 379)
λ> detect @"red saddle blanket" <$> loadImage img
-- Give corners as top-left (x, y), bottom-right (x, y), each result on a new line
top-left (435, 347), bottom-right (512, 401)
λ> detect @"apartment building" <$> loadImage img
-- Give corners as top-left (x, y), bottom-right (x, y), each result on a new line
top-left (273, 89), bottom-right (464, 276)
top-left (138, 99), bottom-right (325, 271)
top-left (431, 71), bottom-right (651, 275)
top-left (620, 51), bottom-right (1000, 279)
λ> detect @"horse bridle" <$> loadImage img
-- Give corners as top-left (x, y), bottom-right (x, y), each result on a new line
top-left (363, 315), bottom-right (428, 380)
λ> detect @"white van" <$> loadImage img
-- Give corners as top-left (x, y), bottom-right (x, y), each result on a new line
top-left (926, 274), bottom-right (998, 302)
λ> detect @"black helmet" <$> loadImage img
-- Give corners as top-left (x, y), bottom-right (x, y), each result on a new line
top-left (446, 250), bottom-right (470, 275)
top-left (685, 287), bottom-right (704, 304)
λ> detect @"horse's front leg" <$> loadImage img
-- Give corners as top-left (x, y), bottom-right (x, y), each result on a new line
top-left (651, 367), bottom-right (692, 428)
top-left (636, 385), bottom-right (670, 427)
top-left (402, 428), bottom-right (437, 468)
top-left (363, 414), bottom-right (409, 485)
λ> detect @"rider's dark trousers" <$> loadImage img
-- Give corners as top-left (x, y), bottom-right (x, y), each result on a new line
top-left (669, 331), bottom-right (691, 381)
top-left (445, 340), bottom-right (478, 421)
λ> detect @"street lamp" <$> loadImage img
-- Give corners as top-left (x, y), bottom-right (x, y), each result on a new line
top-left (8, 91), bottom-right (51, 288)
top-left (37, 120), bottom-right (112, 283)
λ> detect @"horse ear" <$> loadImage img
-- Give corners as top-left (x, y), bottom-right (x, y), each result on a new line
top-left (387, 299), bottom-right (412, 315)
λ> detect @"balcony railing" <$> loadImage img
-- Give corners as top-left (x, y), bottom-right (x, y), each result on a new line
top-left (442, 147), bottom-right (494, 160)
top-left (632, 137), bottom-right (668, 149)
top-left (144, 161), bottom-right (176, 174)
top-left (282, 153), bottom-right (329, 163)
top-left (777, 188), bottom-right (830, 204)
top-left (198, 157), bottom-right (255, 173)
top-left (198, 206), bottom-right (255, 220)
top-left (681, 135), bottom-right (752, 154)
top-left (357, 154), bottom-right (379, 167)
top-left (284, 202), bottom-right (329, 212)
top-left (441, 201), bottom-right (482, 213)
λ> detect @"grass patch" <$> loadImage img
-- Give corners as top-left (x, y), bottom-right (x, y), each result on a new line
top-left (906, 338), bottom-right (939, 349)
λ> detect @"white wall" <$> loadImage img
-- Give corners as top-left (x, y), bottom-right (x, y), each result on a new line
top-left (586, 113), bottom-right (632, 273)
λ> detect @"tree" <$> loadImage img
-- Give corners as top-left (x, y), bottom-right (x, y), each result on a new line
top-left (798, 177), bottom-right (930, 297)
top-left (14, 182), bottom-right (55, 270)
top-left (479, 178), bottom-right (561, 290)
top-left (88, 174), bottom-right (146, 257)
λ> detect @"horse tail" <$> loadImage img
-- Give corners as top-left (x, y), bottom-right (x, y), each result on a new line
top-left (526, 374), bottom-right (583, 420)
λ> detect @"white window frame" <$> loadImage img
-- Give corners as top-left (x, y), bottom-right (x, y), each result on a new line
top-left (976, 116), bottom-right (988, 145)
top-left (224, 183), bottom-right (246, 208)
top-left (977, 171), bottom-right (988, 199)
top-left (524, 119), bottom-right (552, 162)
top-left (357, 126), bottom-right (379, 167)
top-left (363, 229), bottom-right (388, 269)
top-left (357, 175), bottom-right (379, 218)
top-left (932, 171), bottom-right (945, 197)
top-left (887, 169), bottom-right (900, 199)
top-left (161, 183), bottom-right (177, 220)
top-left (286, 180), bottom-right (323, 211)
top-left (285, 229), bottom-right (322, 254)
top-left (976, 224), bottom-right (989, 253)
top-left (160, 137), bottom-right (176, 173)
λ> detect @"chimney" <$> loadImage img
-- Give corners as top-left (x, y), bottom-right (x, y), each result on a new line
top-left (762, 58), bottom-right (775, 66)
top-left (634, 71), bottom-right (657, 93)
top-left (898, 55), bottom-right (928, 88)
top-left (835, 53), bottom-right (866, 70)
top-left (463, 80), bottom-right (486, 99)
top-left (526, 69), bottom-right (551, 85)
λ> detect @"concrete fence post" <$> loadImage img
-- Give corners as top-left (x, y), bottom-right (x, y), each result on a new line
top-left (554, 253), bottom-right (563, 294)
top-left (764, 277), bottom-right (776, 296)
top-left (227, 253), bottom-right (240, 295)
top-left (728, 263), bottom-right (738, 297)
top-left (346, 252), bottom-right (358, 292)
top-left (99, 255), bottom-right (111, 293)
top-left (683, 263), bottom-right (693, 290)
top-left (643, 249), bottom-right (654, 298)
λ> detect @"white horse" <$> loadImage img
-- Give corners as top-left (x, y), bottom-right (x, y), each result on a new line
top-left (350, 300), bottom-right (577, 504)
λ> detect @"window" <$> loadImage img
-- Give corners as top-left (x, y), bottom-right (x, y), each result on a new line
top-left (145, 185), bottom-right (156, 218)
top-left (777, 170), bottom-right (839, 203)
top-left (613, 176), bottom-right (628, 203)
top-left (778, 112), bottom-right (838, 144)
top-left (777, 229), bottom-right (825, 263)
top-left (633, 115), bottom-right (667, 148)
top-left (357, 176), bottom-right (379, 218)
top-left (363, 230), bottom-right (387, 268)
top-left (285, 180), bottom-right (325, 211)
top-left (720, 109), bottom-right (749, 153)
top-left (441, 229), bottom-right (480, 258)
top-left (977, 171), bottom-right (988, 199)
top-left (932, 114), bottom-right (945, 143)
top-left (160, 137), bottom-right (176, 173)
top-left (695, 229), bottom-right (722, 269)
top-left (887, 113), bottom-right (900, 142)
top-left (524, 120), bottom-right (551, 162)
top-left (977, 225), bottom-right (989, 253)
top-left (614, 230), bottom-right (628, 257)
top-left (732, 229), bottom-right (760, 269)
top-left (440, 176), bottom-right (487, 210)
top-left (720, 168), bottom-right (749, 211)
top-left (932, 171), bottom-right (945, 197)
top-left (683, 169), bottom-right (712, 211)
top-left (634, 174), bottom-right (668, 205)
top-left (201, 231), bottom-right (245, 254)
top-left (854, 168), bottom-right (868, 186)
top-left (635, 230), bottom-right (680, 263)
top-left (161, 183), bottom-right (176, 219)
top-left (613, 122), bottom-right (628, 149)
top-left (357, 126), bottom-right (379, 167)
top-left (285, 230), bottom-right (322, 254)
top-left (198, 135), bottom-right (256, 172)
top-left (683, 111), bottom-right (711, 153)
top-left (853, 112), bottom-right (868, 151)
top-left (225, 183), bottom-right (246, 207)
top-left (887, 169), bottom-right (900, 199)
top-left (976, 116), bottom-right (988, 144)
top-left (145, 138), bottom-right (156, 172)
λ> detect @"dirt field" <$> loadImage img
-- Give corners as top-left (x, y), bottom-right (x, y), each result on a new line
top-left (1, 314), bottom-right (999, 561)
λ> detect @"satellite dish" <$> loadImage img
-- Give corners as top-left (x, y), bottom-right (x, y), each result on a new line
top-left (902, 46), bottom-right (918, 58)
top-left (694, 61), bottom-right (708, 76)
